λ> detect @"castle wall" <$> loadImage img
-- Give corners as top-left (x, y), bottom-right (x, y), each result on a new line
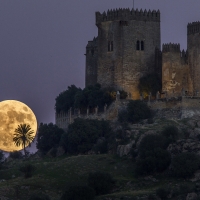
top-left (187, 22), bottom-right (200, 95)
top-left (85, 37), bottom-right (98, 86)
top-left (162, 43), bottom-right (189, 96)
top-left (95, 9), bottom-right (161, 99)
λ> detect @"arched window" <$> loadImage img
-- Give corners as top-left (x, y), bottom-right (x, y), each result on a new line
top-left (141, 41), bottom-right (144, 51)
top-left (136, 40), bottom-right (140, 50)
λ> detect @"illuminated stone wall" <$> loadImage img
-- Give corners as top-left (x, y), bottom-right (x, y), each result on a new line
top-left (86, 9), bottom-right (161, 99)
top-left (162, 43), bottom-right (191, 96)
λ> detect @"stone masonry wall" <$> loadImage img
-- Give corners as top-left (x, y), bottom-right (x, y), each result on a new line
top-left (187, 22), bottom-right (200, 95)
top-left (162, 43), bottom-right (190, 96)
top-left (95, 9), bottom-right (161, 99)
top-left (85, 37), bottom-right (98, 86)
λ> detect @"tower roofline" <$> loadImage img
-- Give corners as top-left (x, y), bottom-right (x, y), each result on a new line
top-left (95, 8), bottom-right (160, 24)
top-left (187, 21), bottom-right (200, 35)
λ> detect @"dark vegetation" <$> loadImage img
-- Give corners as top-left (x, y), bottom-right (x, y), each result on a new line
top-left (88, 171), bottom-right (115, 195)
top-left (36, 123), bottom-right (65, 154)
top-left (60, 118), bottom-right (112, 154)
top-left (3, 84), bottom-right (200, 199)
top-left (55, 84), bottom-right (127, 113)
top-left (138, 72), bottom-right (162, 98)
top-left (28, 192), bottom-right (51, 200)
top-left (118, 100), bottom-right (152, 123)
top-left (60, 185), bottom-right (95, 200)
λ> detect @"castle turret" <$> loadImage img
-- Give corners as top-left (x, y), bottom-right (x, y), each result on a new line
top-left (85, 37), bottom-right (98, 86)
top-left (187, 21), bottom-right (200, 94)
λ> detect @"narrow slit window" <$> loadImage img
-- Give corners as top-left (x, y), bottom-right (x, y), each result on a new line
top-left (141, 41), bottom-right (144, 51)
top-left (111, 41), bottom-right (113, 51)
top-left (136, 40), bottom-right (140, 50)
top-left (108, 41), bottom-right (111, 51)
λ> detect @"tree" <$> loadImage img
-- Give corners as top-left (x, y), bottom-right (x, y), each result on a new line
top-left (126, 100), bottom-right (152, 123)
top-left (135, 134), bottom-right (171, 175)
top-left (60, 118), bottom-right (113, 154)
top-left (138, 73), bottom-right (161, 98)
top-left (36, 123), bottom-right (65, 154)
top-left (55, 85), bottom-right (82, 113)
top-left (13, 124), bottom-right (34, 156)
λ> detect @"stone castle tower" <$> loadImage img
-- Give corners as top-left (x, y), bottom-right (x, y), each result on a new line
top-left (85, 8), bottom-right (200, 98)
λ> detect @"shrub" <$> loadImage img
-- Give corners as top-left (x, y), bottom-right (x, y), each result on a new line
top-left (162, 125), bottom-right (179, 144)
top-left (135, 135), bottom-right (171, 175)
top-left (171, 152), bottom-right (200, 178)
top-left (60, 119), bottom-right (113, 154)
top-left (55, 85), bottom-right (82, 113)
top-left (36, 123), bottom-right (65, 154)
top-left (19, 163), bottom-right (36, 178)
top-left (9, 151), bottom-right (23, 159)
top-left (29, 192), bottom-right (50, 200)
top-left (88, 171), bottom-right (115, 195)
top-left (93, 140), bottom-right (108, 154)
top-left (139, 134), bottom-right (168, 158)
top-left (156, 187), bottom-right (169, 200)
top-left (60, 185), bottom-right (95, 200)
top-left (118, 109), bottom-right (128, 123)
top-left (126, 100), bottom-right (152, 123)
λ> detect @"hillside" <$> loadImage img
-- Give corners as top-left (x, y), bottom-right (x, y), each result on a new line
top-left (1, 117), bottom-right (200, 199)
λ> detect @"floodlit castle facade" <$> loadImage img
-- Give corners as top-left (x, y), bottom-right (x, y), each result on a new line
top-left (85, 8), bottom-right (200, 99)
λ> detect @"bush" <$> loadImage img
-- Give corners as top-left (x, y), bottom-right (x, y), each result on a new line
top-left (36, 123), bottom-right (65, 154)
top-left (60, 119), bottom-right (113, 154)
top-left (55, 85), bottom-right (82, 113)
top-left (126, 100), bottom-right (152, 123)
top-left (88, 171), bottom-right (115, 195)
top-left (156, 187), bottom-right (169, 200)
top-left (9, 151), bottom-right (23, 159)
top-left (171, 152), bottom-right (200, 178)
top-left (19, 163), bottom-right (36, 178)
top-left (118, 109), bottom-right (128, 123)
top-left (139, 134), bottom-right (168, 158)
top-left (162, 125), bottom-right (179, 144)
top-left (60, 185), bottom-right (95, 200)
top-left (29, 192), bottom-right (50, 200)
top-left (93, 140), bottom-right (108, 154)
top-left (135, 135), bottom-right (171, 175)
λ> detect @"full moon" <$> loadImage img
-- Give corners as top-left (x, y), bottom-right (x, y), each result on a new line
top-left (0, 100), bottom-right (37, 152)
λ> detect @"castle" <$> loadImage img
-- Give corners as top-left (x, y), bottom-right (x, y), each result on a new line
top-left (56, 8), bottom-right (200, 129)
top-left (85, 8), bottom-right (200, 99)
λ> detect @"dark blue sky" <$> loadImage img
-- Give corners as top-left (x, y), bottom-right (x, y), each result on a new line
top-left (0, 0), bottom-right (199, 124)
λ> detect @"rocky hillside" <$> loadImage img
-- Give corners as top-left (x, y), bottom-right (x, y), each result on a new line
top-left (1, 117), bottom-right (200, 199)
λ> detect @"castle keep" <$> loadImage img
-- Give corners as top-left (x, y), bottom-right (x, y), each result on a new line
top-left (85, 8), bottom-right (200, 98)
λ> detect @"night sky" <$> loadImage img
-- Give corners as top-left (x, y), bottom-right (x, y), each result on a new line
top-left (0, 0), bottom-right (199, 124)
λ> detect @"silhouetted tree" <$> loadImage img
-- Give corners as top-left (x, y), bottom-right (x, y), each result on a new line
top-left (13, 124), bottom-right (34, 156)
top-left (55, 85), bottom-right (82, 113)
top-left (36, 123), bottom-right (65, 154)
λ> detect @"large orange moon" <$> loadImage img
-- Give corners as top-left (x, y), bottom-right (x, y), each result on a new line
top-left (0, 100), bottom-right (37, 152)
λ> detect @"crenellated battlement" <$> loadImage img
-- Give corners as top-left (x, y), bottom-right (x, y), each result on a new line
top-left (86, 37), bottom-right (98, 49)
top-left (187, 22), bottom-right (200, 35)
top-left (95, 8), bottom-right (160, 24)
top-left (162, 43), bottom-right (180, 53)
